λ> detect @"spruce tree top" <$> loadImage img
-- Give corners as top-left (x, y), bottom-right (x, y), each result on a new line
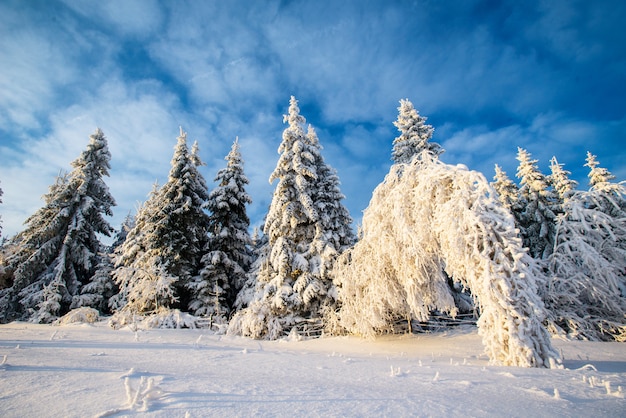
top-left (492, 164), bottom-right (520, 211)
top-left (585, 152), bottom-right (621, 194)
top-left (392, 99), bottom-right (441, 164)
top-left (548, 156), bottom-right (577, 203)
top-left (267, 96), bottom-right (320, 233)
top-left (69, 128), bottom-right (116, 232)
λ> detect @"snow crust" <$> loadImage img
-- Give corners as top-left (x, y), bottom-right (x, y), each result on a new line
top-left (0, 322), bottom-right (624, 417)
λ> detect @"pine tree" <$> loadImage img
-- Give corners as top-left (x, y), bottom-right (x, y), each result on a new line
top-left (546, 189), bottom-right (626, 341)
top-left (0, 129), bottom-right (116, 323)
top-left (111, 183), bottom-right (167, 314)
top-left (157, 129), bottom-right (211, 290)
top-left (585, 152), bottom-right (626, 216)
top-left (110, 212), bottom-right (136, 251)
top-left (112, 128), bottom-right (210, 319)
top-left (188, 138), bottom-right (253, 320)
top-left (228, 96), bottom-right (355, 339)
top-left (71, 216), bottom-right (133, 314)
top-left (334, 153), bottom-right (559, 368)
top-left (391, 99), bottom-right (441, 164)
top-left (70, 254), bottom-right (116, 314)
top-left (304, 125), bottom-right (356, 271)
top-left (516, 148), bottom-right (558, 260)
top-left (548, 157), bottom-right (577, 204)
top-left (233, 226), bottom-right (269, 312)
top-left (491, 164), bottom-right (522, 213)
top-left (0, 181), bottom-right (3, 240)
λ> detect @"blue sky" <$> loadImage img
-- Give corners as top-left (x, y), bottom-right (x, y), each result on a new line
top-left (1, 0), bottom-right (625, 240)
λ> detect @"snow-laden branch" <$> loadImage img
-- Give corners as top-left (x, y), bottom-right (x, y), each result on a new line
top-left (334, 153), bottom-right (560, 368)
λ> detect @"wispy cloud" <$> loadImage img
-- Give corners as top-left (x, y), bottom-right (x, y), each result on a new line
top-left (0, 0), bottom-right (624, 240)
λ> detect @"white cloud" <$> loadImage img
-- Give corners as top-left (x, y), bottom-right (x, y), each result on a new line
top-left (0, 12), bottom-right (75, 131)
top-left (1, 0), bottom-right (623, 242)
top-left (60, 0), bottom-right (164, 38)
top-left (440, 113), bottom-right (626, 188)
top-left (0, 77), bottom-right (189, 238)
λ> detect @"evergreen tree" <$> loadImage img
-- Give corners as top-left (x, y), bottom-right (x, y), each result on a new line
top-left (585, 152), bottom-right (626, 216)
top-left (334, 153), bottom-right (559, 368)
top-left (304, 124), bottom-right (356, 269)
top-left (157, 129), bottom-right (211, 290)
top-left (188, 138), bottom-right (253, 320)
top-left (111, 183), bottom-right (166, 314)
top-left (110, 212), bottom-right (136, 251)
top-left (70, 254), bottom-right (116, 314)
top-left (391, 99), bottom-right (441, 164)
top-left (112, 128), bottom-right (210, 319)
top-left (546, 189), bottom-right (626, 341)
top-left (491, 164), bottom-right (522, 213)
top-left (233, 226), bottom-right (269, 312)
top-left (548, 157), bottom-right (577, 204)
top-left (515, 148), bottom-right (558, 260)
top-left (0, 129), bottom-right (115, 323)
top-left (72, 216), bottom-right (133, 314)
top-left (0, 181), bottom-right (3, 240)
top-left (190, 140), bottom-right (204, 168)
top-left (228, 96), bottom-right (355, 339)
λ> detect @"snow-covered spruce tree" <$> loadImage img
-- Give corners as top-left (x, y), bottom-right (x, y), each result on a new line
top-left (545, 194), bottom-right (626, 341)
top-left (0, 181), bottom-right (3, 240)
top-left (516, 148), bottom-right (558, 260)
top-left (156, 130), bottom-right (211, 292)
top-left (545, 156), bottom-right (626, 341)
top-left (335, 152), bottom-right (559, 368)
top-left (391, 99), bottom-right (441, 164)
top-left (491, 164), bottom-right (522, 213)
top-left (70, 254), bottom-right (116, 314)
top-left (0, 129), bottom-right (116, 323)
top-left (110, 212), bottom-right (136, 251)
top-left (548, 157), bottom-right (577, 205)
top-left (585, 152), bottom-right (626, 217)
top-left (0, 175), bottom-right (68, 299)
top-left (188, 138), bottom-right (253, 321)
top-left (110, 183), bottom-right (159, 313)
top-left (0, 182), bottom-right (4, 288)
top-left (233, 226), bottom-right (269, 312)
top-left (71, 215), bottom-right (133, 314)
top-left (228, 96), bottom-right (355, 339)
top-left (112, 128), bottom-right (210, 322)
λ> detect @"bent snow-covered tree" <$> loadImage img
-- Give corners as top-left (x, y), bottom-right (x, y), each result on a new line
top-left (335, 153), bottom-right (559, 368)
top-left (228, 96), bottom-right (355, 339)
top-left (0, 129), bottom-right (116, 323)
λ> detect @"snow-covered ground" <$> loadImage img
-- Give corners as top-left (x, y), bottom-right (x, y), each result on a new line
top-left (0, 322), bottom-right (624, 417)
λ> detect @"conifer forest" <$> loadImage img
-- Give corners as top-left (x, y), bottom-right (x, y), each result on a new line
top-left (0, 97), bottom-right (624, 369)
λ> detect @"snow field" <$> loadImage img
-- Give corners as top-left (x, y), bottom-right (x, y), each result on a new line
top-left (0, 323), bottom-right (624, 417)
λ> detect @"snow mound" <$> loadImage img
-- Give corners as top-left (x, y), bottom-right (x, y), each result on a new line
top-left (54, 307), bottom-right (101, 325)
top-left (109, 308), bottom-right (209, 330)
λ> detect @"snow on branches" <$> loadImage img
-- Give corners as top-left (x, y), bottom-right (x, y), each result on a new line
top-left (228, 96), bottom-right (354, 339)
top-left (545, 187), bottom-right (626, 341)
top-left (0, 129), bottom-right (115, 323)
top-left (334, 153), bottom-right (560, 368)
